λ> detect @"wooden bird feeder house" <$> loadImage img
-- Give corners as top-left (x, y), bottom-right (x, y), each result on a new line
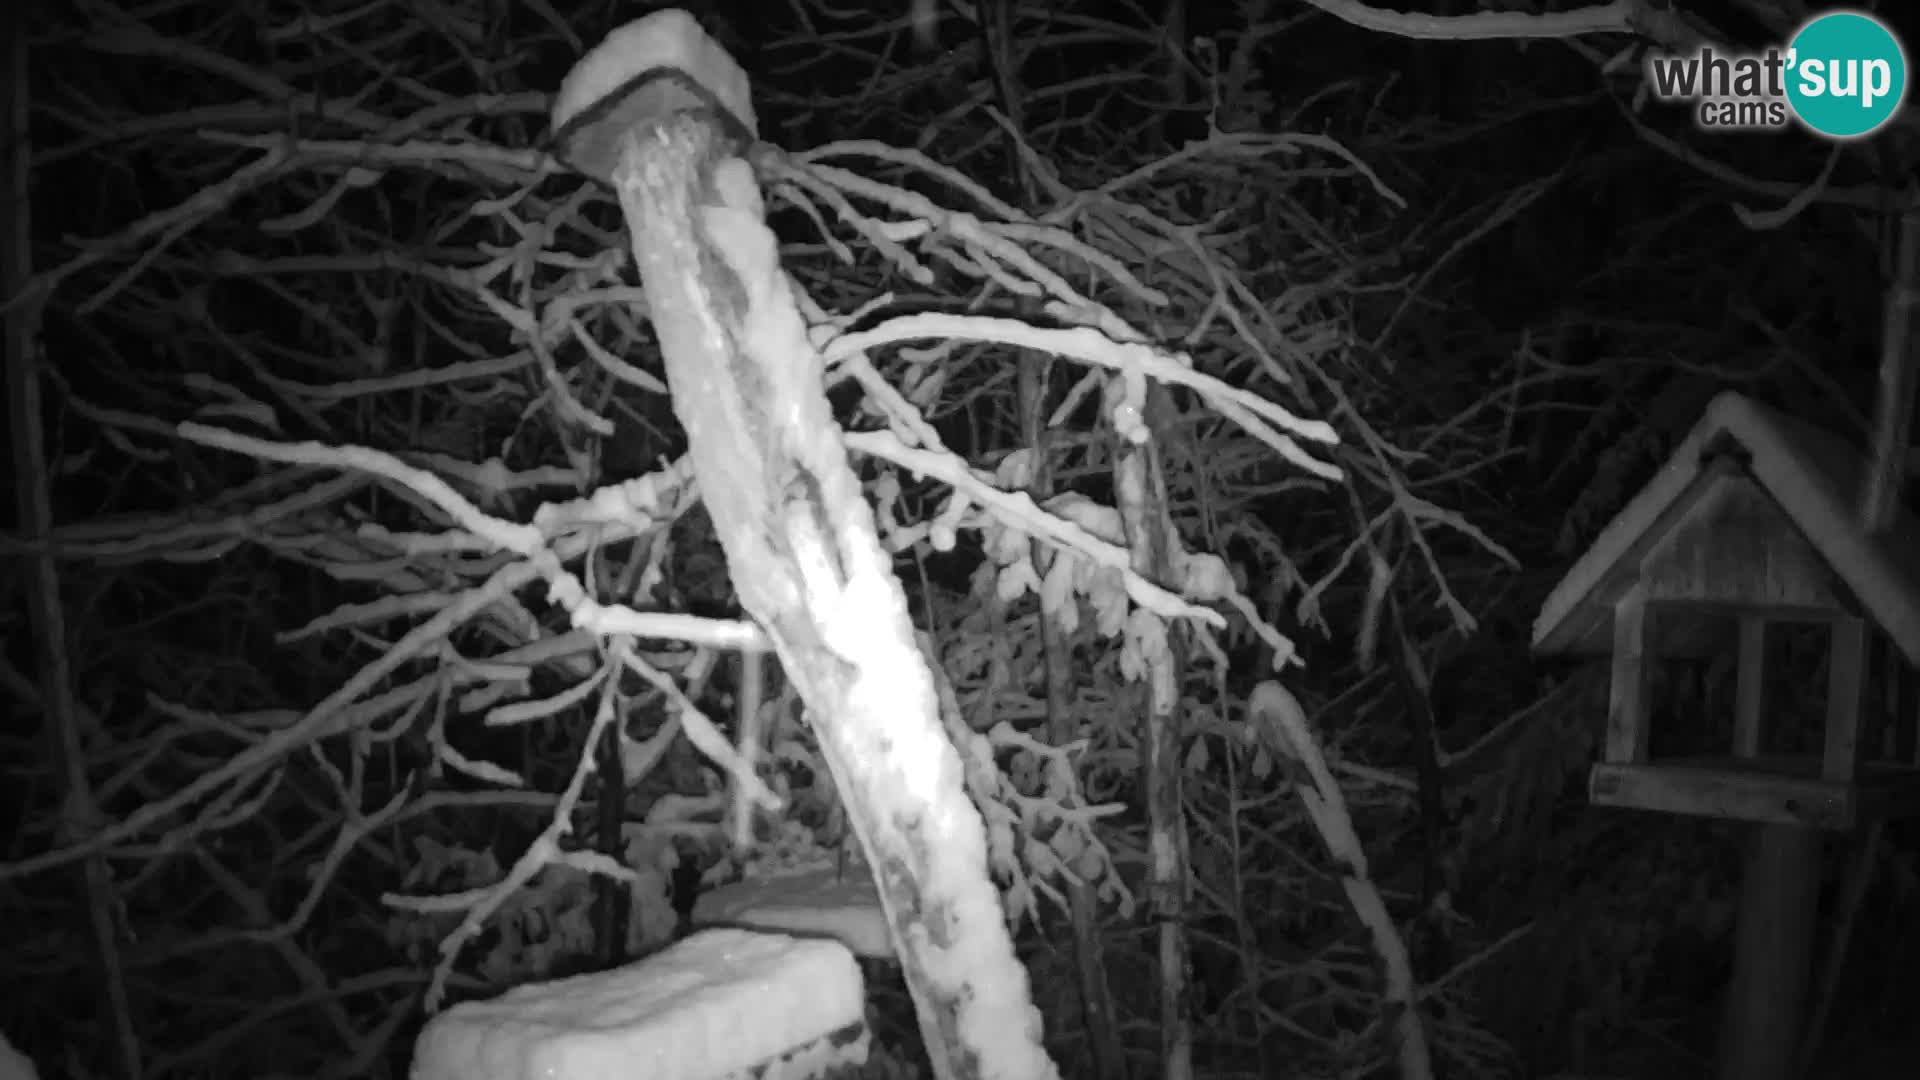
top-left (1533, 389), bottom-right (1920, 1080)
top-left (1533, 391), bottom-right (1920, 828)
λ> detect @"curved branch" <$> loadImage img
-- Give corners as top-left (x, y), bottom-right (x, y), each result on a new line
top-left (1299, 0), bottom-right (1715, 52)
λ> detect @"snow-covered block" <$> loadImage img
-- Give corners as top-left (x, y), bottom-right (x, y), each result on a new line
top-left (0, 1032), bottom-right (38, 1080)
top-left (694, 865), bottom-right (894, 960)
top-left (551, 9), bottom-right (757, 182)
top-left (411, 928), bottom-right (868, 1080)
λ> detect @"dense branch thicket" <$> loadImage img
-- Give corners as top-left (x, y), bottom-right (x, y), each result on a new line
top-left (4, 2), bottom-right (1913, 1078)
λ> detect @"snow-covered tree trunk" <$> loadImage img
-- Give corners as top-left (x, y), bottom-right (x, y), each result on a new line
top-left (605, 107), bottom-right (1061, 1080)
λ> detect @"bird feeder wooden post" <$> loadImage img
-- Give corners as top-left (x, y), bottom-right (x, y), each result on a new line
top-left (1533, 391), bottom-right (1920, 1080)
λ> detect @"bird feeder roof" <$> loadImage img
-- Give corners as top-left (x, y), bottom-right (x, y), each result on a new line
top-left (1533, 390), bottom-right (1920, 667)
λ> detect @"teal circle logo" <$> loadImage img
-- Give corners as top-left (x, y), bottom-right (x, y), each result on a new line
top-left (1785, 11), bottom-right (1907, 138)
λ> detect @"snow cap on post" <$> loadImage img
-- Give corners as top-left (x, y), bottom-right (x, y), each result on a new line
top-left (549, 8), bottom-right (757, 183)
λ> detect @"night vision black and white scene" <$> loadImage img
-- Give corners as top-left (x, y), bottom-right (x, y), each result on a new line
top-left (2, 0), bottom-right (1917, 1078)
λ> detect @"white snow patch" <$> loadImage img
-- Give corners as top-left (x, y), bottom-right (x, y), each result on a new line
top-left (410, 928), bottom-right (866, 1080)
top-left (0, 1033), bottom-right (37, 1080)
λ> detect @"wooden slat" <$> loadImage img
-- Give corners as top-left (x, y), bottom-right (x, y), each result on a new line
top-left (1589, 755), bottom-right (1920, 829)
top-left (1823, 617), bottom-right (1867, 782)
top-left (1607, 584), bottom-right (1652, 764)
top-left (1734, 617), bottom-right (1766, 758)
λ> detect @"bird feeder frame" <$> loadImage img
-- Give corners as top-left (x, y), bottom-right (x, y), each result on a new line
top-left (1534, 390), bottom-right (1920, 1080)
top-left (1534, 392), bottom-right (1920, 829)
